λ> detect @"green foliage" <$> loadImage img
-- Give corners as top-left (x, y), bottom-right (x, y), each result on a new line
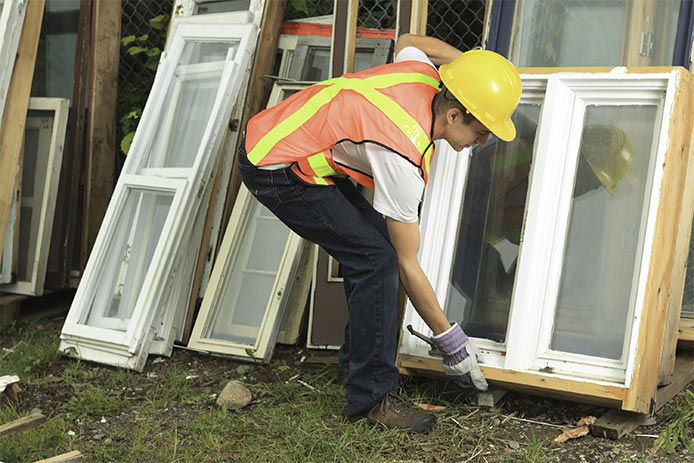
top-left (653, 389), bottom-right (694, 454)
top-left (288, 0), bottom-right (310, 16)
top-left (118, 14), bottom-right (169, 156)
top-left (0, 322), bottom-right (61, 381)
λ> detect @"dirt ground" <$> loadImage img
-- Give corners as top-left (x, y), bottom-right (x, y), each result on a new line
top-left (1, 306), bottom-right (692, 462)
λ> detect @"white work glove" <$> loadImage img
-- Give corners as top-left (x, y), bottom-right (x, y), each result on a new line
top-left (430, 323), bottom-right (488, 391)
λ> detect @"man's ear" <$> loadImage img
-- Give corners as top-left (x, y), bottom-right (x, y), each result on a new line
top-left (447, 107), bottom-right (462, 125)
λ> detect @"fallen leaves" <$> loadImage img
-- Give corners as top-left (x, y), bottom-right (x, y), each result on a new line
top-left (554, 416), bottom-right (597, 443)
top-left (417, 403), bottom-right (446, 411)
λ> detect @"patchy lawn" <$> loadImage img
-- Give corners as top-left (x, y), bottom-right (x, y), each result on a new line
top-left (0, 313), bottom-right (692, 463)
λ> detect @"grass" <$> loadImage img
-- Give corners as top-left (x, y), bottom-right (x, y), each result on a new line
top-left (652, 389), bottom-right (694, 454)
top-left (0, 318), bottom-right (691, 462)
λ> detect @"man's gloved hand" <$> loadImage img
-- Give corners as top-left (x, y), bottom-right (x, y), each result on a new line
top-left (430, 323), bottom-right (488, 391)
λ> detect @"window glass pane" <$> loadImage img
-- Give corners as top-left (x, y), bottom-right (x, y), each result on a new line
top-left (144, 40), bottom-right (238, 169)
top-left (445, 104), bottom-right (540, 342)
top-left (196, 0), bottom-right (250, 14)
top-left (551, 105), bottom-right (659, 359)
top-left (31, 0), bottom-right (80, 99)
top-left (204, 200), bottom-right (291, 345)
top-left (305, 48), bottom-right (330, 81)
top-left (511, 0), bottom-right (681, 67)
top-left (83, 189), bottom-right (174, 331)
top-left (16, 110), bottom-right (54, 282)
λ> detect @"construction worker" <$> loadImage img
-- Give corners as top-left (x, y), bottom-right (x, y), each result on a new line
top-left (237, 33), bottom-right (521, 433)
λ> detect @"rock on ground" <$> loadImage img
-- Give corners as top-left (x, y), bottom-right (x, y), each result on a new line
top-left (216, 380), bottom-right (252, 410)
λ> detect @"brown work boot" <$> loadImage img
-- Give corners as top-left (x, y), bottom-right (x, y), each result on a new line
top-left (365, 391), bottom-right (436, 433)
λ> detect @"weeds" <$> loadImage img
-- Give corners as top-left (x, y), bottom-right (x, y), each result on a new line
top-left (653, 389), bottom-right (694, 454)
top-left (64, 384), bottom-right (125, 418)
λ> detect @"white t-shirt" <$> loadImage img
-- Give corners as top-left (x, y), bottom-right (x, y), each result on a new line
top-left (261, 46), bottom-right (437, 223)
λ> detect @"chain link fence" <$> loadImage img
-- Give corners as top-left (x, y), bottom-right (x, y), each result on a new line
top-left (427, 0), bottom-right (486, 51)
top-left (117, 0), bottom-right (172, 166)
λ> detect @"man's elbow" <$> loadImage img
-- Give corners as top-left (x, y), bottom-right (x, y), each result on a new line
top-left (394, 33), bottom-right (415, 56)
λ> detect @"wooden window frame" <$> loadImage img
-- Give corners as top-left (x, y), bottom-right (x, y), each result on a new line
top-left (398, 68), bottom-right (693, 412)
top-left (187, 185), bottom-right (304, 361)
top-left (1, 97), bottom-right (69, 295)
top-left (60, 22), bottom-right (257, 371)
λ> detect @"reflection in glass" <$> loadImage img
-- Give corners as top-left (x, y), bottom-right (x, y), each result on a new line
top-left (205, 200), bottom-right (291, 345)
top-left (145, 40), bottom-right (238, 169)
top-left (551, 105), bottom-right (659, 359)
top-left (306, 48), bottom-right (330, 81)
top-left (445, 104), bottom-right (540, 342)
top-left (83, 189), bottom-right (174, 331)
top-left (511, 0), bottom-right (681, 67)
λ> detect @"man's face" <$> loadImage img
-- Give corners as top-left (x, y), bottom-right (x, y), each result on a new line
top-left (442, 108), bottom-right (492, 152)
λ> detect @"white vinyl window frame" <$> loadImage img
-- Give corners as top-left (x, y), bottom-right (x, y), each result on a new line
top-left (188, 185), bottom-right (304, 361)
top-left (276, 35), bottom-right (391, 81)
top-left (60, 22), bottom-right (257, 371)
top-left (1, 98), bottom-right (69, 295)
top-left (0, 0), bottom-right (27, 122)
top-left (400, 70), bottom-right (680, 389)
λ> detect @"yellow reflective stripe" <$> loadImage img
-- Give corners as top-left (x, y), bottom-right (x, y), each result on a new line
top-left (307, 152), bottom-right (336, 177)
top-left (248, 85), bottom-right (339, 164)
top-left (249, 72), bottom-right (438, 165)
top-left (354, 86), bottom-right (431, 155)
top-left (313, 177), bottom-right (330, 185)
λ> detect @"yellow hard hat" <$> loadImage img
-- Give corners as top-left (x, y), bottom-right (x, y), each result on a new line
top-left (438, 49), bottom-right (522, 142)
top-left (580, 125), bottom-right (633, 196)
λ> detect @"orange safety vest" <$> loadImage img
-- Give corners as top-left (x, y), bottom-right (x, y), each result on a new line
top-left (245, 60), bottom-right (441, 188)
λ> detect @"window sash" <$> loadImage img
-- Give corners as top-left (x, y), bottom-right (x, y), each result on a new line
top-left (1, 98), bottom-right (69, 295)
top-left (188, 186), bottom-right (304, 361)
top-left (400, 71), bottom-right (679, 387)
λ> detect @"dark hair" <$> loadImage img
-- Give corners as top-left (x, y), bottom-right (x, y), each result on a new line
top-left (433, 85), bottom-right (478, 125)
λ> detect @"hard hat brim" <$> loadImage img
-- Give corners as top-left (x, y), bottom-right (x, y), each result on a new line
top-left (484, 116), bottom-right (516, 142)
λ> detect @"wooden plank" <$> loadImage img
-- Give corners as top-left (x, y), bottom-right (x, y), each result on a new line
top-left (44, 0), bottom-right (91, 289)
top-left (591, 409), bottom-right (652, 440)
top-left (0, 0), bottom-right (45, 255)
top-left (655, 351), bottom-right (694, 411)
top-left (410, 0), bottom-right (428, 35)
top-left (0, 294), bottom-right (25, 330)
top-left (623, 70), bottom-right (694, 413)
top-left (0, 411), bottom-right (46, 438)
top-left (397, 354), bottom-right (627, 405)
top-left (658, 81), bottom-right (694, 385)
top-left (330, 0), bottom-right (348, 78)
top-left (654, 351), bottom-right (694, 411)
top-left (277, 242), bottom-right (315, 345)
top-left (344, 0), bottom-right (358, 74)
top-left (81, 0), bottom-right (120, 270)
top-left (32, 451), bottom-right (83, 463)
top-left (680, 317), bottom-right (694, 341)
top-left (219, 0), bottom-right (286, 252)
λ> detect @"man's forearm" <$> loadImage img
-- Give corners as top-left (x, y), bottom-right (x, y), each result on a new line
top-left (398, 259), bottom-right (452, 335)
top-left (394, 33), bottom-right (463, 66)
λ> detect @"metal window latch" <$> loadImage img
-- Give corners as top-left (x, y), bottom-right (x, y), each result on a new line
top-left (640, 31), bottom-right (654, 58)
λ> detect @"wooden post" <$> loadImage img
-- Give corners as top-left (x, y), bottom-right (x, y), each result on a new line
top-left (0, 0), bottom-right (45, 253)
top-left (81, 0), bottom-right (121, 271)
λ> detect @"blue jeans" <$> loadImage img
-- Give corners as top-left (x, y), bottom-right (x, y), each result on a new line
top-left (237, 138), bottom-right (400, 416)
